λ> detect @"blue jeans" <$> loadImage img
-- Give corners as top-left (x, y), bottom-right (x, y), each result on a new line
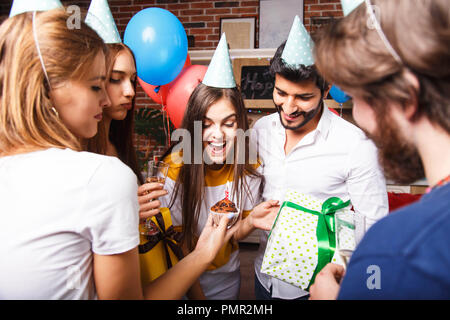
top-left (254, 274), bottom-right (309, 300)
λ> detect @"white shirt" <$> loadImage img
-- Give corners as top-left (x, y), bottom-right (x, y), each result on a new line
top-left (252, 107), bottom-right (389, 299)
top-left (0, 148), bottom-right (140, 299)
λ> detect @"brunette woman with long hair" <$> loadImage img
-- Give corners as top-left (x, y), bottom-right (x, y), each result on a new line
top-left (160, 83), bottom-right (279, 299)
top-left (86, 43), bottom-right (166, 220)
top-left (0, 9), bottom-right (236, 299)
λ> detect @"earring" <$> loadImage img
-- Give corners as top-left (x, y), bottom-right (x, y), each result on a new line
top-left (51, 107), bottom-right (59, 118)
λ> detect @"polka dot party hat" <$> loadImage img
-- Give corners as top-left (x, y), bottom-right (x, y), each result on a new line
top-left (202, 33), bottom-right (236, 88)
top-left (9, 0), bottom-right (63, 17)
top-left (85, 0), bottom-right (122, 44)
top-left (341, 0), bottom-right (365, 16)
top-left (281, 15), bottom-right (314, 68)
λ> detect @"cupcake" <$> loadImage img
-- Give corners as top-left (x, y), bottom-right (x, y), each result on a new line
top-left (210, 197), bottom-right (239, 228)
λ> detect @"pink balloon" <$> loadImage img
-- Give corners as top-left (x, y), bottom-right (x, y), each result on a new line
top-left (166, 65), bottom-right (207, 128)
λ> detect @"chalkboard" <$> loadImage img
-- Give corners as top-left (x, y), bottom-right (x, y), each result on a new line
top-left (240, 65), bottom-right (274, 100)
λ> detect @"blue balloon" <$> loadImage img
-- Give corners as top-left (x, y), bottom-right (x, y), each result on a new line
top-left (329, 85), bottom-right (351, 103)
top-left (124, 8), bottom-right (188, 86)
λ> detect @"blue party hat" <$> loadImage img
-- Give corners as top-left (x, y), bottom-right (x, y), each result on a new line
top-left (9, 0), bottom-right (63, 17)
top-left (202, 33), bottom-right (236, 88)
top-left (341, 0), bottom-right (365, 16)
top-left (281, 15), bottom-right (314, 67)
top-left (85, 0), bottom-right (122, 44)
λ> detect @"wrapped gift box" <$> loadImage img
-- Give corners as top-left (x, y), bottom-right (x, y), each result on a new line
top-left (261, 190), bottom-right (352, 290)
top-left (138, 207), bottom-right (183, 284)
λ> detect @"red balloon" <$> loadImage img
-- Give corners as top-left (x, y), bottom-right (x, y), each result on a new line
top-left (138, 54), bottom-right (191, 105)
top-left (328, 107), bottom-right (340, 116)
top-left (183, 54), bottom-right (191, 69)
top-left (166, 65), bottom-right (208, 128)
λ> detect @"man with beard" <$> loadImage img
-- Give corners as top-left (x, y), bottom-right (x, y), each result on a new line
top-left (309, 0), bottom-right (450, 299)
top-left (250, 16), bottom-right (389, 300)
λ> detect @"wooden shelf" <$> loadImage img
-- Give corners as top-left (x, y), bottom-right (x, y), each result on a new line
top-left (189, 48), bottom-right (276, 63)
top-left (386, 179), bottom-right (429, 195)
top-left (324, 99), bottom-right (353, 109)
top-left (244, 99), bottom-right (275, 109)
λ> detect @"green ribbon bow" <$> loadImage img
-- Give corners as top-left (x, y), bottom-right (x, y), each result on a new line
top-left (270, 197), bottom-right (351, 291)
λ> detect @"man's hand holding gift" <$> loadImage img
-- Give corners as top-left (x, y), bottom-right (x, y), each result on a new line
top-left (309, 263), bottom-right (345, 300)
top-left (249, 200), bottom-right (280, 231)
top-left (233, 200), bottom-right (280, 241)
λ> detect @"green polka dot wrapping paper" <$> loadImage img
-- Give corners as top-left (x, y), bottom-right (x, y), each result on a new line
top-left (260, 190), bottom-right (352, 290)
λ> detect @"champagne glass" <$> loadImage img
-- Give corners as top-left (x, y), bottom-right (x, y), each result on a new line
top-left (335, 212), bottom-right (366, 267)
top-left (140, 160), bottom-right (169, 236)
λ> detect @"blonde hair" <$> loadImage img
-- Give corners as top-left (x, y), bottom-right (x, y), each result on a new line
top-left (0, 9), bottom-right (107, 155)
top-left (314, 0), bottom-right (450, 133)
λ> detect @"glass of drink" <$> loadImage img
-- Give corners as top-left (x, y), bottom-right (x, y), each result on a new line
top-left (145, 160), bottom-right (169, 185)
top-left (335, 212), bottom-right (366, 268)
top-left (140, 160), bottom-right (170, 236)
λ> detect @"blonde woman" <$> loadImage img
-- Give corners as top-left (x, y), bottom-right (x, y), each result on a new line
top-left (0, 9), bottom-right (235, 300)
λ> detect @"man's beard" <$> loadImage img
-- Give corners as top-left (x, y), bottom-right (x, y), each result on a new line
top-left (275, 99), bottom-right (323, 131)
top-left (363, 112), bottom-right (425, 185)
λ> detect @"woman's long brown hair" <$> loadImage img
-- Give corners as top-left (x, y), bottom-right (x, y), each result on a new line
top-left (164, 83), bottom-right (263, 250)
top-left (86, 43), bottom-right (143, 184)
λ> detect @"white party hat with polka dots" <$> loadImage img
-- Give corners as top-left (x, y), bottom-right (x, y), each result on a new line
top-left (281, 15), bottom-right (314, 68)
top-left (9, 0), bottom-right (63, 17)
top-left (202, 33), bottom-right (236, 88)
top-left (85, 0), bottom-right (122, 44)
top-left (341, 0), bottom-right (365, 16)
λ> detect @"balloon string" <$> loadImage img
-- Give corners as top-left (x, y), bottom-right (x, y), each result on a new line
top-left (160, 91), bottom-right (167, 147)
top-left (159, 90), bottom-right (171, 148)
top-left (166, 108), bottom-right (171, 147)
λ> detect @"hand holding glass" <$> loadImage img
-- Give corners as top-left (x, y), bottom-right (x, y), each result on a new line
top-left (145, 160), bottom-right (169, 185)
top-left (335, 212), bottom-right (366, 267)
top-left (140, 160), bottom-right (169, 236)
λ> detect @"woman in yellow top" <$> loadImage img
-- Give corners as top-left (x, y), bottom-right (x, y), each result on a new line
top-left (159, 34), bottom-right (279, 299)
